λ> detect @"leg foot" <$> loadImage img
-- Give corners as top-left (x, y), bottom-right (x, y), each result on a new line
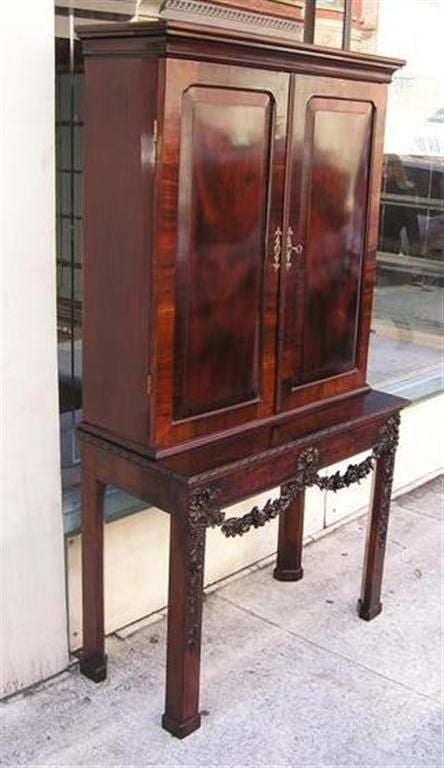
top-left (273, 566), bottom-right (304, 582)
top-left (161, 713), bottom-right (201, 739)
top-left (79, 653), bottom-right (107, 682)
top-left (357, 599), bottom-right (382, 621)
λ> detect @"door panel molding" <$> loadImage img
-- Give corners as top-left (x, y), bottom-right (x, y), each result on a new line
top-left (154, 59), bottom-right (289, 447)
top-left (279, 75), bottom-right (385, 413)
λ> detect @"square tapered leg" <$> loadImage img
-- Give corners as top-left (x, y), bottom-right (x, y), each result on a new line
top-left (162, 504), bottom-right (207, 738)
top-left (359, 428), bottom-right (398, 621)
top-left (79, 466), bottom-right (107, 681)
top-left (274, 488), bottom-right (305, 582)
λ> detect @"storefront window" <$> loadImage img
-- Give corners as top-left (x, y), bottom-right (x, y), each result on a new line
top-left (56, 37), bottom-right (83, 490)
top-left (56, 4), bottom-right (134, 491)
top-left (367, 0), bottom-right (443, 399)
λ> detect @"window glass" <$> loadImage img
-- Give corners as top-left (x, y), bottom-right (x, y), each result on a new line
top-left (56, 5), bottom-right (133, 490)
top-left (367, 0), bottom-right (444, 399)
top-left (56, 37), bottom-right (83, 489)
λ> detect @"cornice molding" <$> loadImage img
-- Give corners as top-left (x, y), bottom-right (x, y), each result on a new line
top-left (135, 0), bottom-right (303, 37)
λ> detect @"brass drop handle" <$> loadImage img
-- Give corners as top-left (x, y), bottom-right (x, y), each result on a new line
top-left (272, 226), bottom-right (282, 272)
top-left (285, 227), bottom-right (303, 271)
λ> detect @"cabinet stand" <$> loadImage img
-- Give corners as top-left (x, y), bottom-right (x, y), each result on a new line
top-left (79, 390), bottom-right (405, 737)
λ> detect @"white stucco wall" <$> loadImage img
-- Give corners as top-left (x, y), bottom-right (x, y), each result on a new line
top-left (0, 1), bottom-right (69, 696)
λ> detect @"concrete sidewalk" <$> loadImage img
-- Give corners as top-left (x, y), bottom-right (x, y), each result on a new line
top-left (1, 477), bottom-right (443, 767)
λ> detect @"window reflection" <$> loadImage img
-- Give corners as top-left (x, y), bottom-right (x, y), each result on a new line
top-left (368, 0), bottom-right (443, 399)
top-left (379, 154), bottom-right (443, 259)
top-left (56, 6), bottom-right (133, 490)
top-left (379, 155), bottom-right (420, 257)
top-left (369, 144), bottom-right (443, 397)
top-left (56, 37), bottom-right (84, 489)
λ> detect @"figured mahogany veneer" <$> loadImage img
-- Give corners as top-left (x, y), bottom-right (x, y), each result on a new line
top-left (79, 19), bottom-right (404, 456)
top-left (77, 20), bottom-right (407, 738)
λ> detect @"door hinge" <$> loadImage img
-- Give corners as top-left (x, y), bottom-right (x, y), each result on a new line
top-left (146, 374), bottom-right (152, 396)
top-left (153, 119), bottom-right (158, 145)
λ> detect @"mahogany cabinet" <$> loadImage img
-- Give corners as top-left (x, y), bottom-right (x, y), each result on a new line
top-left (79, 20), bottom-right (403, 457)
top-left (77, 20), bottom-right (408, 738)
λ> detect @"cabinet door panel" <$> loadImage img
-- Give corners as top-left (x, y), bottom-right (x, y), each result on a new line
top-left (279, 77), bottom-right (386, 412)
top-left (154, 60), bottom-right (288, 449)
top-left (174, 87), bottom-right (271, 420)
top-left (301, 98), bottom-right (371, 382)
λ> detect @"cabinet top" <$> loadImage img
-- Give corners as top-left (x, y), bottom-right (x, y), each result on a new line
top-left (78, 19), bottom-right (404, 84)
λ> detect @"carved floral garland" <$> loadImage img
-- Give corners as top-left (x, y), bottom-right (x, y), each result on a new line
top-left (191, 415), bottom-right (400, 540)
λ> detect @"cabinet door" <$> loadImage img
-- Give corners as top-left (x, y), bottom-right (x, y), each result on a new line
top-left (278, 76), bottom-right (386, 412)
top-left (153, 60), bottom-right (289, 449)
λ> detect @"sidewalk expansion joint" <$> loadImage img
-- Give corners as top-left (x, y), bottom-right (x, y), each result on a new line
top-left (214, 592), bottom-right (442, 705)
